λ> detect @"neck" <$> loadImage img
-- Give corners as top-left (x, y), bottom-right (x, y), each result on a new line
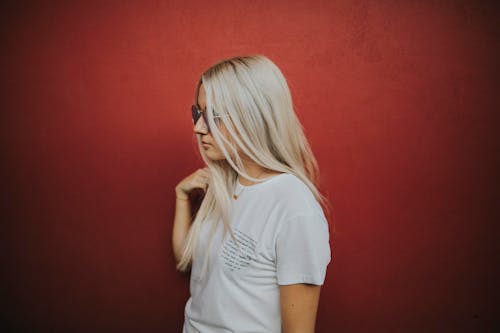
top-left (237, 160), bottom-right (279, 186)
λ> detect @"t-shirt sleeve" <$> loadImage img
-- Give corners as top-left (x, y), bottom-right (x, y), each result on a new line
top-left (275, 212), bottom-right (331, 285)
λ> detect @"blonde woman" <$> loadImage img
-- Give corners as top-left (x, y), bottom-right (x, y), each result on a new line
top-left (173, 55), bottom-right (332, 333)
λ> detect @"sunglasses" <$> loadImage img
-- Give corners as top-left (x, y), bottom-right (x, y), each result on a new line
top-left (191, 104), bottom-right (223, 132)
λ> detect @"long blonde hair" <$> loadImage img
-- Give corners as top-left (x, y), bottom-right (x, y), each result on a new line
top-left (176, 55), bottom-right (333, 278)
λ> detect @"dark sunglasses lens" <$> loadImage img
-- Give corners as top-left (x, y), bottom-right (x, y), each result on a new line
top-left (191, 105), bottom-right (199, 123)
top-left (191, 105), bottom-right (211, 131)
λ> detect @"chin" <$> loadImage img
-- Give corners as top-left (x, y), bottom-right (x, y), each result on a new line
top-left (204, 150), bottom-right (226, 161)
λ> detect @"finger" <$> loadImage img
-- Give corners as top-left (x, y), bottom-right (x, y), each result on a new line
top-left (194, 180), bottom-right (209, 192)
top-left (198, 175), bottom-right (209, 183)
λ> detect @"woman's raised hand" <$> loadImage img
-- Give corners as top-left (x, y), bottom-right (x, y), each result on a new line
top-left (175, 167), bottom-right (211, 200)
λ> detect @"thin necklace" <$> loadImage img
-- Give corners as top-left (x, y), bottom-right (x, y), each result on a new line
top-left (233, 170), bottom-right (267, 200)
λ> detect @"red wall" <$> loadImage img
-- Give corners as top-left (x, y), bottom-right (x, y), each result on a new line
top-left (2, 0), bottom-right (498, 332)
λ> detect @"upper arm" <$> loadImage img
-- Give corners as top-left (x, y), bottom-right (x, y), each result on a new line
top-left (275, 212), bottom-right (331, 332)
top-left (275, 213), bottom-right (331, 285)
top-left (280, 283), bottom-right (322, 333)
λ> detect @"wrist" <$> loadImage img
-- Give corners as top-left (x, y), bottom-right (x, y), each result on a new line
top-left (175, 190), bottom-right (189, 201)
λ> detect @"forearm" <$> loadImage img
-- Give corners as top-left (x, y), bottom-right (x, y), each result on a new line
top-left (172, 192), bottom-right (192, 263)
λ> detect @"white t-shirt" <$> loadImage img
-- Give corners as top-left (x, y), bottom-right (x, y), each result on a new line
top-left (182, 173), bottom-right (331, 333)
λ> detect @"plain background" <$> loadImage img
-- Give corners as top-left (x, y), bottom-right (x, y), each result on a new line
top-left (1, 0), bottom-right (498, 332)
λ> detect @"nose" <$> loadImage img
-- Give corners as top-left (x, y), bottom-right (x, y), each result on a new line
top-left (193, 116), bottom-right (209, 135)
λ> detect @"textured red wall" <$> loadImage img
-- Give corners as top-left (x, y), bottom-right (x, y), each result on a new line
top-left (1, 0), bottom-right (498, 332)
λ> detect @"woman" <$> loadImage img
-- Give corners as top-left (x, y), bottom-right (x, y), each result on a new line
top-left (173, 55), bottom-right (332, 333)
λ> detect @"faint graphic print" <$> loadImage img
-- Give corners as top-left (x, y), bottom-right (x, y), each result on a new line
top-left (220, 228), bottom-right (257, 272)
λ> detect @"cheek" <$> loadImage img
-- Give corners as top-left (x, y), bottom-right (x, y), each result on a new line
top-left (211, 124), bottom-right (238, 156)
top-left (209, 139), bottom-right (231, 159)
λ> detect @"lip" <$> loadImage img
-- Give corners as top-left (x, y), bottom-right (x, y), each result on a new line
top-left (202, 141), bottom-right (211, 145)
